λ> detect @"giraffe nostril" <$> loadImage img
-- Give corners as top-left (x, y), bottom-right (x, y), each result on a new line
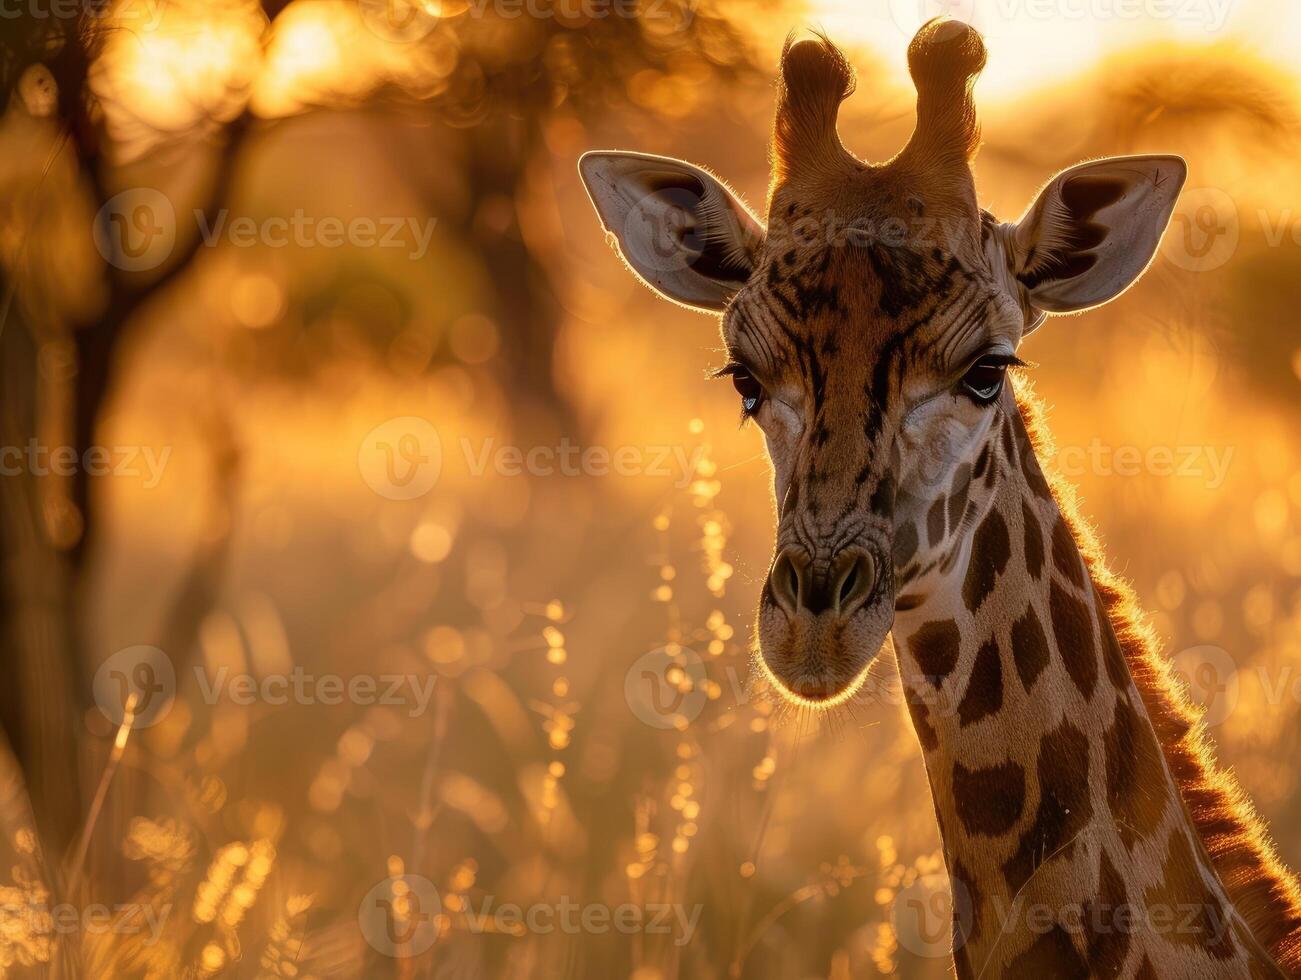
top-left (769, 550), bottom-right (802, 614)
top-left (833, 551), bottom-right (876, 615)
top-left (769, 546), bottom-right (877, 617)
top-left (839, 563), bottom-right (858, 605)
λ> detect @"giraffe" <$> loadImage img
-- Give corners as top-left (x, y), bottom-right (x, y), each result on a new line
top-left (579, 17), bottom-right (1301, 978)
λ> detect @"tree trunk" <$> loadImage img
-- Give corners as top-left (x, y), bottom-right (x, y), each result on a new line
top-left (0, 279), bottom-right (84, 858)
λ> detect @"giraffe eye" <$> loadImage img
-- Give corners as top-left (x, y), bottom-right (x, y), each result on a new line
top-left (960, 357), bottom-right (1008, 405)
top-left (730, 368), bottom-right (765, 416)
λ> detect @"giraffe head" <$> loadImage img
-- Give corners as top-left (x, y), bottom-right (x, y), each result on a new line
top-left (580, 19), bottom-right (1184, 704)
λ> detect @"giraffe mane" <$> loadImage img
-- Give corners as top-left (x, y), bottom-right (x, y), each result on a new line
top-left (1015, 379), bottom-right (1301, 974)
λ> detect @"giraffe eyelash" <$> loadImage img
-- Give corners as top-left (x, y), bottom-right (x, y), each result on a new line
top-left (965, 352), bottom-right (1029, 371)
top-left (959, 352), bottom-right (1027, 405)
top-left (713, 362), bottom-right (766, 422)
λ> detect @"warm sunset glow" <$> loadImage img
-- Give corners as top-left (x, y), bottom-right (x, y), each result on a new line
top-left (254, 1), bottom-right (354, 116)
top-left (4, 2), bottom-right (1298, 976)
top-left (807, 1), bottom-right (1301, 98)
top-left (93, 2), bottom-right (263, 151)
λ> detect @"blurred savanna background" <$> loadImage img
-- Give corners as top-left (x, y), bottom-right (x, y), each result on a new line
top-left (0, 0), bottom-right (1298, 976)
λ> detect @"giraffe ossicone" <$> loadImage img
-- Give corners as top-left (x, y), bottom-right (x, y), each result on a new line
top-left (580, 17), bottom-right (1301, 978)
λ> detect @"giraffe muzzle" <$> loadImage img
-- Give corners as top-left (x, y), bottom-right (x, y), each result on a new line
top-left (758, 540), bottom-right (895, 704)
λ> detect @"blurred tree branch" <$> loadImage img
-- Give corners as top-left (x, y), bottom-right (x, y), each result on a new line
top-left (0, 0), bottom-right (764, 860)
top-left (68, 109), bottom-right (254, 568)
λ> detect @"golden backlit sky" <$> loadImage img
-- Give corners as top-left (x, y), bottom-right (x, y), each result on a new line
top-left (93, 0), bottom-right (1301, 148)
top-left (811, 0), bottom-right (1301, 97)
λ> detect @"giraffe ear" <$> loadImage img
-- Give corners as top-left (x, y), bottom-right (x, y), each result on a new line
top-left (579, 150), bottom-right (764, 313)
top-left (1008, 155), bottom-right (1187, 314)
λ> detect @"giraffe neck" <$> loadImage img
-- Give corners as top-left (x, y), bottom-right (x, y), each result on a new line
top-left (889, 401), bottom-right (1282, 979)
